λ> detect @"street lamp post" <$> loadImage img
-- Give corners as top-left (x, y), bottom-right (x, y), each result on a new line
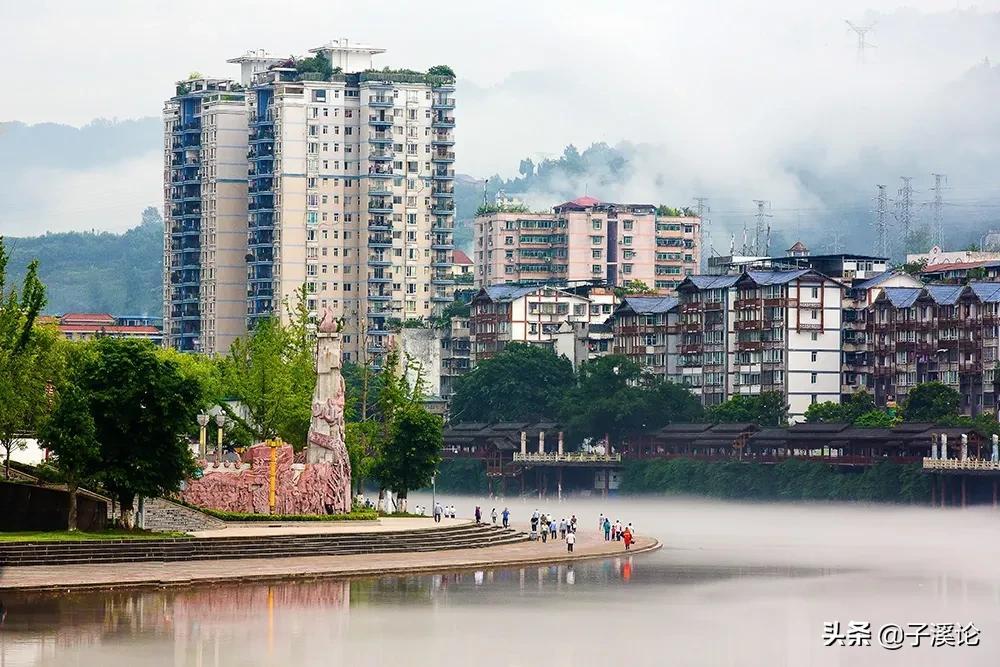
top-left (197, 413), bottom-right (210, 460)
top-left (215, 413), bottom-right (227, 465)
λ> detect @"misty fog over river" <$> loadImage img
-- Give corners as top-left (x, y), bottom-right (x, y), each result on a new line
top-left (3, 495), bottom-right (999, 666)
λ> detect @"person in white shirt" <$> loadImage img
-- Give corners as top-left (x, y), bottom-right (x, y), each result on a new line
top-left (565, 531), bottom-right (576, 553)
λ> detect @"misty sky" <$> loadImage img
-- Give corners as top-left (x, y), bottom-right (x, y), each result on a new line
top-left (3, 0), bottom-right (1000, 242)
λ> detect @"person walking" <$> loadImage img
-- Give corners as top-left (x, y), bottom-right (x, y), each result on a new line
top-left (603, 517), bottom-right (612, 541)
top-left (598, 513), bottom-right (605, 532)
top-left (549, 518), bottom-right (558, 540)
top-left (566, 530), bottom-right (576, 553)
top-left (433, 502), bottom-right (443, 523)
top-left (502, 507), bottom-right (510, 529)
top-left (491, 507), bottom-right (498, 525)
top-left (475, 506), bottom-right (482, 524)
top-left (541, 522), bottom-right (548, 543)
top-left (559, 517), bottom-right (567, 540)
top-left (623, 527), bottom-right (633, 551)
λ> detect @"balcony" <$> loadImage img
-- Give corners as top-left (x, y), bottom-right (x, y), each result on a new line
top-left (368, 201), bottom-right (394, 214)
top-left (368, 115), bottom-right (393, 127)
top-left (369, 96), bottom-right (393, 107)
top-left (432, 150), bottom-right (456, 163)
top-left (367, 167), bottom-right (394, 179)
top-left (368, 220), bottom-right (391, 232)
top-left (369, 234), bottom-right (392, 247)
top-left (368, 255), bottom-right (392, 266)
top-left (431, 134), bottom-right (455, 146)
top-left (368, 275), bottom-right (392, 283)
top-left (369, 133), bottom-right (393, 145)
top-left (431, 292), bottom-right (452, 302)
top-left (432, 96), bottom-right (456, 109)
top-left (368, 185), bottom-right (393, 197)
top-left (433, 204), bottom-right (456, 215)
top-left (432, 169), bottom-right (455, 180)
top-left (432, 239), bottom-right (454, 250)
top-left (432, 116), bottom-right (456, 128)
top-left (369, 150), bottom-right (394, 162)
top-left (432, 188), bottom-right (454, 198)
top-left (369, 293), bottom-right (392, 302)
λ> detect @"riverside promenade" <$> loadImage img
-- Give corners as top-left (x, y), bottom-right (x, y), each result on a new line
top-left (0, 518), bottom-right (659, 592)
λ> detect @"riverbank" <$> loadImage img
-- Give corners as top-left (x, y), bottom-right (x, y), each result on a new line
top-left (0, 520), bottom-right (659, 592)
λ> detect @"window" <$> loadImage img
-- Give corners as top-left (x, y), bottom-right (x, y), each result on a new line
top-left (810, 372), bottom-right (817, 384)
top-left (592, 264), bottom-right (602, 274)
top-left (811, 394), bottom-right (818, 404)
top-left (623, 220), bottom-right (633, 230)
top-left (592, 220), bottom-right (602, 230)
top-left (591, 236), bottom-right (602, 245)
top-left (623, 236), bottom-right (633, 245)
top-left (592, 249), bottom-right (602, 259)
top-left (811, 351), bottom-right (817, 362)
top-left (811, 309), bottom-right (818, 320)
top-left (811, 287), bottom-right (819, 298)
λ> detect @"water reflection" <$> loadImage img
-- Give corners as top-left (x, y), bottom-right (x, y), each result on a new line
top-left (5, 495), bottom-right (1000, 665)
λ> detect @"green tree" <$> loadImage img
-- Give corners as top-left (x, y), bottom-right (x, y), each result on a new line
top-left (77, 338), bottom-right (201, 526)
top-left (901, 382), bottom-right (961, 423)
top-left (804, 391), bottom-right (875, 423)
top-left (614, 279), bottom-right (656, 297)
top-left (38, 381), bottom-right (100, 531)
top-left (450, 343), bottom-right (574, 423)
top-left (0, 238), bottom-right (63, 477)
top-left (220, 314), bottom-right (315, 448)
top-left (708, 392), bottom-right (788, 427)
top-left (560, 355), bottom-right (703, 448)
top-left (427, 65), bottom-right (456, 78)
top-left (378, 406), bottom-right (443, 512)
top-left (854, 410), bottom-right (895, 428)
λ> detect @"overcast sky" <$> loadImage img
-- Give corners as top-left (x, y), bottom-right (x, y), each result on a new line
top-left (3, 0), bottom-right (1000, 239)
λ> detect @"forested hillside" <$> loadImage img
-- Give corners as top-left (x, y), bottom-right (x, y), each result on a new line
top-left (6, 207), bottom-right (163, 316)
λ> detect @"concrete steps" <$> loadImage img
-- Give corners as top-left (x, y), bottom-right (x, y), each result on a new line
top-left (142, 498), bottom-right (226, 532)
top-left (0, 524), bottom-right (528, 567)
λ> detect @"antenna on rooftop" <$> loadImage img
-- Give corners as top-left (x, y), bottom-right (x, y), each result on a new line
top-left (694, 197), bottom-right (711, 271)
top-left (752, 199), bottom-right (772, 256)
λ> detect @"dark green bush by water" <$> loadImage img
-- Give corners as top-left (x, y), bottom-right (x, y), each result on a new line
top-left (620, 459), bottom-right (931, 503)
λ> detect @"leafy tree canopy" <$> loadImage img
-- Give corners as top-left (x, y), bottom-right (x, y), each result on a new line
top-left (804, 391), bottom-right (876, 424)
top-left (450, 343), bottom-right (574, 423)
top-left (901, 382), bottom-right (961, 423)
top-left (560, 355), bottom-right (703, 447)
top-left (708, 392), bottom-right (788, 427)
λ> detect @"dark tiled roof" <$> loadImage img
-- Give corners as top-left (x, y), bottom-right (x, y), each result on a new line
top-left (743, 269), bottom-right (812, 286)
top-left (924, 284), bottom-right (964, 305)
top-left (682, 275), bottom-right (740, 290)
top-left (882, 287), bottom-right (921, 308)
top-left (853, 271), bottom-right (903, 290)
top-left (969, 282), bottom-right (1000, 303)
top-left (618, 295), bottom-right (679, 315)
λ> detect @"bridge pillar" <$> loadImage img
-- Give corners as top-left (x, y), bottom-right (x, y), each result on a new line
top-left (539, 430), bottom-right (545, 454)
top-left (558, 431), bottom-right (564, 457)
top-left (521, 432), bottom-right (527, 457)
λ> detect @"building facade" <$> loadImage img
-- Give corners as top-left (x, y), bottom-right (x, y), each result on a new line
top-left (163, 78), bottom-right (249, 354)
top-left (165, 42), bottom-right (455, 364)
top-left (608, 296), bottom-right (680, 378)
top-left (243, 42), bottom-right (456, 366)
top-left (674, 270), bottom-right (843, 421)
top-left (474, 197), bottom-right (699, 292)
top-left (870, 282), bottom-right (1000, 414)
top-left (469, 285), bottom-right (602, 362)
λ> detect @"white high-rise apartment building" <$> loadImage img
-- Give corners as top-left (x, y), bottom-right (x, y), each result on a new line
top-left (163, 42), bottom-right (456, 363)
top-left (243, 40), bottom-right (456, 366)
top-left (163, 77), bottom-right (249, 354)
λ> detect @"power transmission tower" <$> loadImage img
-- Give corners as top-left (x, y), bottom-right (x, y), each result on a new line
top-left (894, 176), bottom-right (915, 240)
top-left (693, 196), bottom-right (710, 269)
top-left (873, 184), bottom-right (890, 258)
top-left (845, 20), bottom-right (876, 64)
top-left (752, 200), bottom-right (772, 256)
top-left (930, 173), bottom-right (948, 247)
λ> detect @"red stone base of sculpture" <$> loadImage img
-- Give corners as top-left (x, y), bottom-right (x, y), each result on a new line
top-left (179, 443), bottom-right (351, 515)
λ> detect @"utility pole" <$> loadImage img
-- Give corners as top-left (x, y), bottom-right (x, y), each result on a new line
top-left (693, 196), bottom-right (710, 270)
top-left (873, 184), bottom-right (890, 259)
top-left (895, 177), bottom-right (915, 240)
top-left (752, 200), bottom-right (772, 256)
top-left (930, 173), bottom-right (948, 247)
top-left (845, 20), bottom-right (876, 64)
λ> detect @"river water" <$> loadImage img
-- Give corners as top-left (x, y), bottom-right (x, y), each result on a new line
top-left (2, 494), bottom-right (999, 666)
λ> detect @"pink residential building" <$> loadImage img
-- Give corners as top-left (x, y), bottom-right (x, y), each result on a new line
top-left (474, 196), bottom-right (699, 293)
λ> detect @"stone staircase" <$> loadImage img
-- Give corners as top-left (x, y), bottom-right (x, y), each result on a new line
top-left (0, 523), bottom-right (528, 567)
top-left (142, 498), bottom-right (226, 532)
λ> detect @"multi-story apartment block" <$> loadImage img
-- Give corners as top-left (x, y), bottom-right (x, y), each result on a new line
top-left (870, 282), bottom-right (1000, 414)
top-left (440, 314), bottom-right (471, 397)
top-left (608, 296), bottom-right (680, 377)
top-left (474, 197), bottom-right (699, 292)
top-left (841, 271), bottom-right (922, 397)
top-left (163, 78), bottom-right (249, 354)
top-left (469, 285), bottom-right (606, 362)
top-left (241, 41), bottom-right (456, 366)
top-left (674, 270), bottom-right (843, 421)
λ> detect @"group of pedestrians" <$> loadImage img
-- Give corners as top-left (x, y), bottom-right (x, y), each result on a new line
top-left (598, 513), bottom-right (635, 550)
top-left (432, 503), bottom-right (457, 522)
top-left (529, 510), bottom-right (579, 552)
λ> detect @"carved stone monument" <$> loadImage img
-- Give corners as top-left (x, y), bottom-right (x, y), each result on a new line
top-left (178, 307), bottom-right (352, 514)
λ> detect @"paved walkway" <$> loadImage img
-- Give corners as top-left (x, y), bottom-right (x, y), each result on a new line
top-left (188, 516), bottom-right (464, 537)
top-left (0, 525), bottom-right (659, 592)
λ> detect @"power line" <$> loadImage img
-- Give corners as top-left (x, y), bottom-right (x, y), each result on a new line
top-left (845, 20), bottom-right (877, 64)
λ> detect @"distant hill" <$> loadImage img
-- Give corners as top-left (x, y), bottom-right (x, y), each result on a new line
top-left (6, 207), bottom-right (164, 316)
